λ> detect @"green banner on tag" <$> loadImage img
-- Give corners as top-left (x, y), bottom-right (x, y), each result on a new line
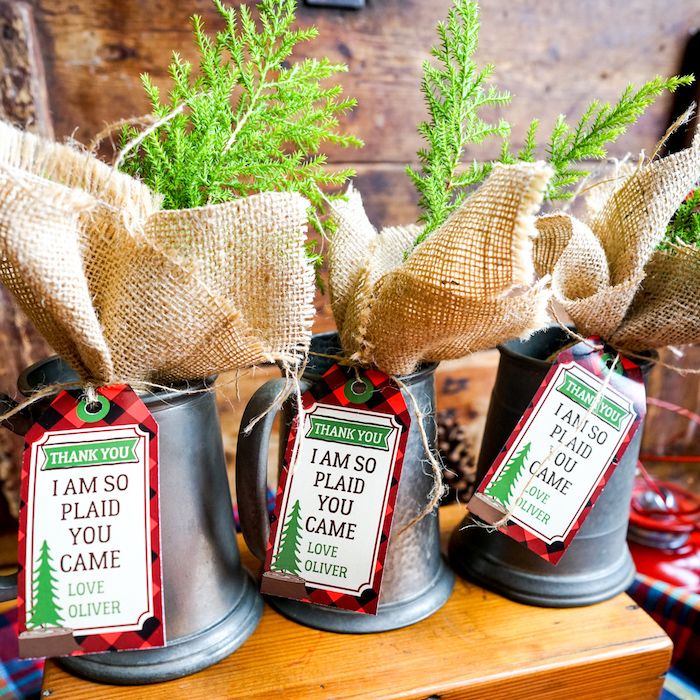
top-left (307, 416), bottom-right (393, 450)
top-left (556, 372), bottom-right (629, 430)
top-left (42, 438), bottom-right (140, 469)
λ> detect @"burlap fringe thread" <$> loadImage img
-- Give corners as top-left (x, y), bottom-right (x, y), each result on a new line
top-left (535, 131), bottom-right (700, 351)
top-left (328, 162), bottom-right (554, 377)
top-left (0, 120), bottom-right (316, 387)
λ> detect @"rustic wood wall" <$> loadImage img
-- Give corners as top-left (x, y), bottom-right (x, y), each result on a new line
top-left (1, 0), bottom-right (698, 513)
top-left (0, 2), bottom-right (51, 526)
top-left (24, 0), bottom-right (700, 226)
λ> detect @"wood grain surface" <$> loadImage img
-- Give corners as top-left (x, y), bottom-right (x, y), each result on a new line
top-left (25, 0), bottom-right (700, 161)
top-left (0, 0), bottom-right (52, 523)
top-left (41, 503), bottom-right (672, 700)
top-left (0, 1), bottom-right (51, 136)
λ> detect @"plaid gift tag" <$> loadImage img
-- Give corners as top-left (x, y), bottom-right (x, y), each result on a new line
top-left (18, 385), bottom-right (164, 657)
top-left (262, 364), bottom-right (410, 614)
top-left (470, 339), bottom-right (645, 564)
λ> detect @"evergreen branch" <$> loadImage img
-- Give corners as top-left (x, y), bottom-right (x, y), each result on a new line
top-left (517, 119), bottom-right (539, 162)
top-left (407, 0), bottom-right (511, 245)
top-left (545, 76), bottom-right (694, 200)
top-left (409, 0), bottom-right (692, 248)
top-left (120, 0), bottom-right (362, 239)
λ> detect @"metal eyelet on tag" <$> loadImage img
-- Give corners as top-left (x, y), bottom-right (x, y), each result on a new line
top-left (601, 352), bottom-right (624, 376)
top-left (343, 377), bottom-right (373, 404)
top-left (76, 396), bottom-right (111, 422)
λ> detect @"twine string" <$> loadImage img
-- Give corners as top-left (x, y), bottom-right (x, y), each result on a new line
top-left (242, 367), bottom-right (294, 436)
top-left (82, 384), bottom-right (100, 412)
top-left (549, 306), bottom-right (700, 375)
top-left (0, 373), bottom-right (251, 428)
top-left (463, 351), bottom-right (621, 532)
top-left (112, 104), bottom-right (189, 174)
top-left (393, 375), bottom-right (446, 537)
top-left (238, 348), bottom-right (444, 536)
top-left (88, 114), bottom-right (164, 154)
top-left (612, 347), bottom-right (700, 375)
top-left (279, 350), bottom-right (445, 537)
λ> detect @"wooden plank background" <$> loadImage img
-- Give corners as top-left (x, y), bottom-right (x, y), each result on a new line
top-left (24, 0), bottom-right (700, 226)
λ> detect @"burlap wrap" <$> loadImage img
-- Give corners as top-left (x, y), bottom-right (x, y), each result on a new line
top-left (535, 133), bottom-right (700, 350)
top-left (328, 162), bottom-right (553, 376)
top-left (0, 121), bottom-right (315, 384)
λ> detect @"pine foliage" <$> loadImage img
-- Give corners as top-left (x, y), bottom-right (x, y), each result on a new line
top-left (28, 540), bottom-right (63, 629)
top-left (406, 0), bottom-right (510, 241)
top-left (120, 0), bottom-right (362, 236)
top-left (538, 76), bottom-right (694, 201)
top-left (661, 185), bottom-right (700, 250)
top-left (409, 0), bottom-right (693, 243)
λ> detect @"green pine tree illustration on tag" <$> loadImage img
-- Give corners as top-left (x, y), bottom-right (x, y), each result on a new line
top-left (28, 540), bottom-right (63, 629)
top-left (272, 500), bottom-right (303, 575)
top-left (485, 442), bottom-right (531, 509)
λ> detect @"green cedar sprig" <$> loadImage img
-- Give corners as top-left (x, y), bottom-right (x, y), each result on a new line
top-left (518, 76), bottom-right (694, 200)
top-left (661, 186), bottom-right (700, 250)
top-left (119, 0), bottom-right (362, 238)
top-left (410, 0), bottom-right (693, 245)
top-left (406, 0), bottom-right (510, 239)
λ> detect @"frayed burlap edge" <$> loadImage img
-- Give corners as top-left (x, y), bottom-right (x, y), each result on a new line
top-left (328, 162), bottom-right (553, 376)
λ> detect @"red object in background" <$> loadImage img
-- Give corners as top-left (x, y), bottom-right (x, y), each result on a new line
top-left (628, 474), bottom-right (700, 593)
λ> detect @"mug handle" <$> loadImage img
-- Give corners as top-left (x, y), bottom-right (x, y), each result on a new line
top-left (235, 379), bottom-right (289, 562)
top-left (0, 573), bottom-right (17, 601)
top-left (0, 392), bottom-right (28, 601)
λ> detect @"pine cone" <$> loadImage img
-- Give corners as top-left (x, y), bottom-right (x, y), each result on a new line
top-left (437, 410), bottom-right (478, 503)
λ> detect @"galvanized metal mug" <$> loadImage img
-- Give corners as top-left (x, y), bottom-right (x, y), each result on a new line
top-left (236, 332), bottom-right (454, 633)
top-left (0, 357), bottom-right (263, 684)
top-left (449, 326), bottom-right (652, 607)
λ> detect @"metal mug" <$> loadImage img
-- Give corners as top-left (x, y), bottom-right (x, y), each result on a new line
top-left (0, 357), bottom-right (262, 684)
top-left (448, 326), bottom-right (652, 607)
top-left (236, 332), bottom-right (454, 633)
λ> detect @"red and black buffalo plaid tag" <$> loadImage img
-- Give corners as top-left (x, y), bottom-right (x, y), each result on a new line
top-left (262, 364), bottom-right (410, 614)
top-left (17, 384), bottom-right (164, 657)
top-left (469, 338), bottom-right (646, 564)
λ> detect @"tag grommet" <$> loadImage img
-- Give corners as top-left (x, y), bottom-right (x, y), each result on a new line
top-left (76, 395), bottom-right (110, 422)
top-left (343, 377), bottom-right (373, 404)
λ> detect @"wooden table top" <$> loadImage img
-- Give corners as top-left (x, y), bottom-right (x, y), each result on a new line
top-left (42, 504), bottom-right (672, 700)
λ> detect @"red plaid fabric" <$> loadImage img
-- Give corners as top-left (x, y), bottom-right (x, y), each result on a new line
top-left (628, 572), bottom-right (700, 670)
top-left (0, 606), bottom-right (43, 698)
